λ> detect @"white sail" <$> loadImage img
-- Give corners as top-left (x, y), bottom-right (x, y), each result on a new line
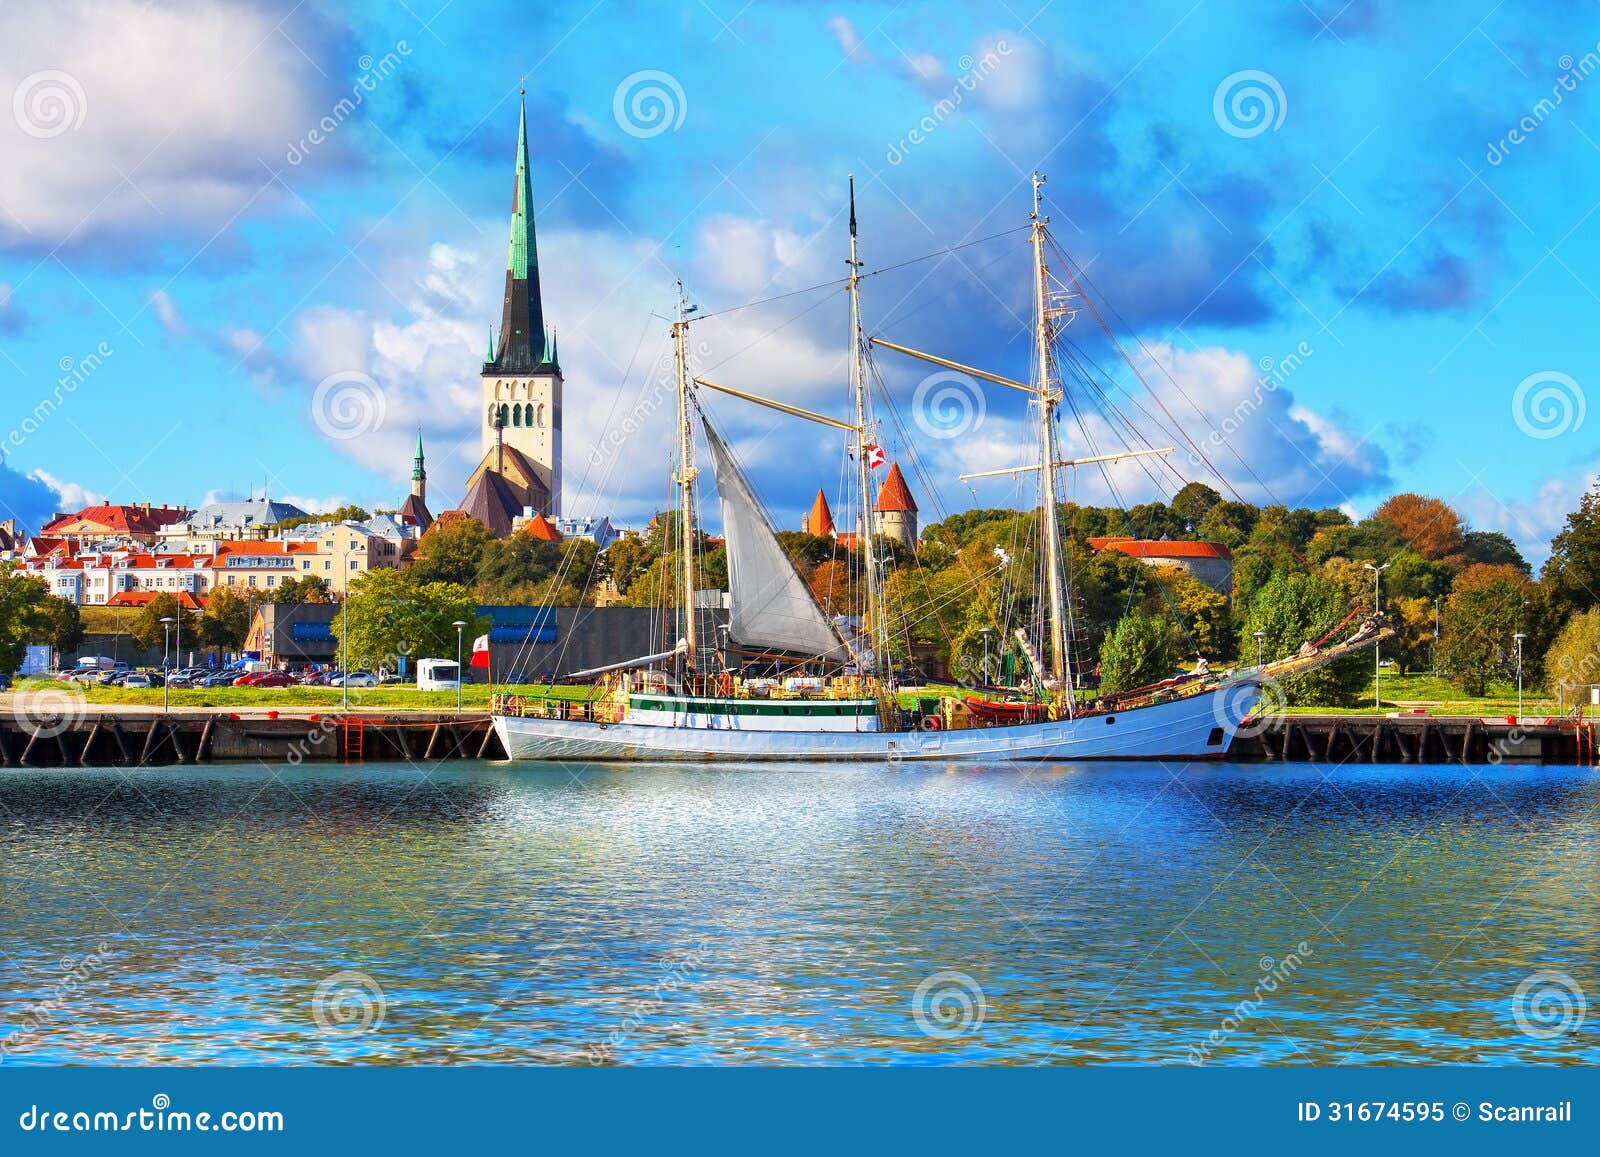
top-left (702, 420), bottom-right (849, 659)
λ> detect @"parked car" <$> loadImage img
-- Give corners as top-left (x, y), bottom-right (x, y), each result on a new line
top-left (331, 671), bottom-right (378, 688)
top-left (123, 673), bottom-right (154, 689)
top-left (200, 670), bottom-right (243, 687)
top-left (237, 671), bottom-right (295, 688)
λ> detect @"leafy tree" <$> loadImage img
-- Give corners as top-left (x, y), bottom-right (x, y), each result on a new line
top-left (34, 594), bottom-right (83, 656)
top-left (131, 594), bottom-right (200, 657)
top-left (808, 559), bottom-right (856, 615)
top-left (1098, 610), bottom-right (1178, 695)
top-left (600, 533), bottom-right (655, 598)
top-left (1543, 608), bottom-right (1600, 710)
top-left (1386, 595), bottom-right (1439, 674)
top-left (273, 575), bottom-right (331, 604)
top-left (0, 570), bottom-right (59, 672)
top-left (1170, 482), bottom-right (1222, 528)
top-left (1195, 500), bottom-right (1260, 547)
top-left (199, 586), bottom-right (252, 649)
top-left (1438, 564), bottom-right (1533, 696)
top-left (409, 518), bottom-right (496, 587)
top-left (1463, 530), bottom-right (1529, 575)
top-left (1147, 565), bottom-right (1233, 659)
top-left (1541, 482), bottom-right (1600, 618)
top-left (477, 532), bottom-right (598, 603)
top-left (333, 570), bottom-right (486, 671)
top-left (1304, 519), bottom-right (1403, 566)
top-left (1241, 571), bottom-right (1367, 706)
top-left (1369, 493), bottom-right (1467, 564)
top-left (1384, 550), bottom-right (1454, 602)
top-left (775, 531), bottom-right (837, 571)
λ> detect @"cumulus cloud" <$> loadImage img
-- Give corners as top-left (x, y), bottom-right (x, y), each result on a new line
top-left (1457, 468), bottom-right (1597, 568)
top-left (0, 0), bottom-right (352, 252)
top-left (0, 462), bottom-right (102, 532)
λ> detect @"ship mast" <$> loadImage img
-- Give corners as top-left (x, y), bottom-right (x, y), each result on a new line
top-left (1030, 172), bottom-right (1073, 710)
top-left (846, 176), bottom-right (884, 680)
top-left (673, 282), bottom-right (699, 667)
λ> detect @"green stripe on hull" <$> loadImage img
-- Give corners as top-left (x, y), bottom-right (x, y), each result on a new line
top-left (630, 695), bottom-right (879, 718)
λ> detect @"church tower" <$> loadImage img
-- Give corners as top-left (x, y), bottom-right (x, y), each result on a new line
top-left (398, 429), bottom-right (433, 530)
top-left (480, 91), bottom-right (561, 517)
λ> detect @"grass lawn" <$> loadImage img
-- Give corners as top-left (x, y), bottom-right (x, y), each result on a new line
top-left (6, 677), bottom-right (596, 711)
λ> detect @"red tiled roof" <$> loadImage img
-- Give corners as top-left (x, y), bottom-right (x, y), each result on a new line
top-left (874, 463), bottom-right (917, 513)
top-left (41, 504), bottom-right (188, 536)
top-left (1087, 537), bottom-right (1233, 561)
top-left (106, 590), bottom-right (207, 610)
top-left (523, 513), bottom-right (562, 541)
top-left (211, 540), bottom-right (318, 557)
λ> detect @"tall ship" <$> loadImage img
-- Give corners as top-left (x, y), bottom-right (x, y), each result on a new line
top-left (492, 175), bottom-right (1385, 762)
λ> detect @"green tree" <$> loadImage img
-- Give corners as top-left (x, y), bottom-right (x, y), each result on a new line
top-left (34, 594), bottom-right (83, 656)
top-left (332, 570), bottom-right (486, 671)
top-left (1462, 530), bottom-right (1529, 576)
top-left (1544, 608), bottom-right (1600, 710)
top-left (1541, 483), bottom-right (1600, 618)
top-left (1439, 563), bottom-right (1533, 696)
top-left (1241, 571), bottom-right (1368, 706)
top-left (0, 570), bottom-right (58, 672)
top-left (1098, 610), bottom-right (1178, 695)
top-left (273, 574), bottom-right (331, 603)
top-left (600, 533), bottom-right (656, 598)
top-left (130, 594), bottom-right (200, 657)
top-left (1148, 565), bottom-right (1234, 659)
top-left (477, 533), bottom-right (598, 603)
top-left (409, 518), bottom-right (497, 587)
top-left (1170, 482), bottom-right (1222, 528)
top-left (199, 586), bottom-right (252, 650)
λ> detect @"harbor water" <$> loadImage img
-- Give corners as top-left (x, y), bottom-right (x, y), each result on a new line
top-left (2, 760), bottom-right (1596, 1065)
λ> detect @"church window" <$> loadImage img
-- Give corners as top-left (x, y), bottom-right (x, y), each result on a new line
top-left (511, 404), bottom-right (521, 427)
top-left (498, 403), bottom-right (510, 427)
top-left (536, 403), bottom-right (545, 426)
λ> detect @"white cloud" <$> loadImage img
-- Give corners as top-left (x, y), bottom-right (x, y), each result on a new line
top-left (1457, 469), bottom-right (1597, 568)
top-left (0, 0), bottom-right (347, 249)
top-left (825, 15), bottom-right (866, 60)
top-left (148, 289), bottom-right (186, 336)
top-left (27, 468), bottom-right (104, 510)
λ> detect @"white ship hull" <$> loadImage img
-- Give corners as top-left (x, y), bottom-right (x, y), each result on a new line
top-left (493, 680), bottom-right (1256, 763)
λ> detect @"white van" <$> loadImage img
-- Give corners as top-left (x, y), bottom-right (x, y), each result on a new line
top-left (416, 659), bottom-right (461, 692)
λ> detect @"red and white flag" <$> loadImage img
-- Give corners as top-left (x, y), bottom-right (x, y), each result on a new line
top-left (470, 633), bottom-right (491, 669)
top-left (865, 444), bottom-right (885, 469)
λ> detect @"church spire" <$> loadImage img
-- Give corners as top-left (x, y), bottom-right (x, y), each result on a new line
top-left (485, 89), bottom-right (547, 374)
top-left (411, 428), bottom-right (426, 497)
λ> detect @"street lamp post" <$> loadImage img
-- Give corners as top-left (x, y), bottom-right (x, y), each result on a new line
top-left (1362, 561), bottom-right (1390, 712)
top-left (1513, 632), bottom-right (1526, 724)
top-left (453, 620), bottom-right (467, 715)
top-left (159, 616), bottom-right (174, 713)
top-left (1254, 629), bottom-right (1266, 669)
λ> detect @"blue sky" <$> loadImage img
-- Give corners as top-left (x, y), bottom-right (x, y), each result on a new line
top-left (1, 0), bottom-right (1597, 562)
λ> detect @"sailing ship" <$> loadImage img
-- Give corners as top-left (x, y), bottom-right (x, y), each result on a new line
top-left (492, 174), bottom-right (1386, 763)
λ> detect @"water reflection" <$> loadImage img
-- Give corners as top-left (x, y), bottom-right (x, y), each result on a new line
top-left (1, 761), bottom-right (1595, 1065)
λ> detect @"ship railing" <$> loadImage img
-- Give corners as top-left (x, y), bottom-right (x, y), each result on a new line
top-left (492, 693), bottom-right (625, 724)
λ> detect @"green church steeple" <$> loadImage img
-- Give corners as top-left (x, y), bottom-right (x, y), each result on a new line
top-left (484, 91), bottom-right (547, 374)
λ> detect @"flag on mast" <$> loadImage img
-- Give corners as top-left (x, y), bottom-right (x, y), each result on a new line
top-left (470, 633), bottom-right (490, 669)
top-left (865, 444), bottom-right (885, 469)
